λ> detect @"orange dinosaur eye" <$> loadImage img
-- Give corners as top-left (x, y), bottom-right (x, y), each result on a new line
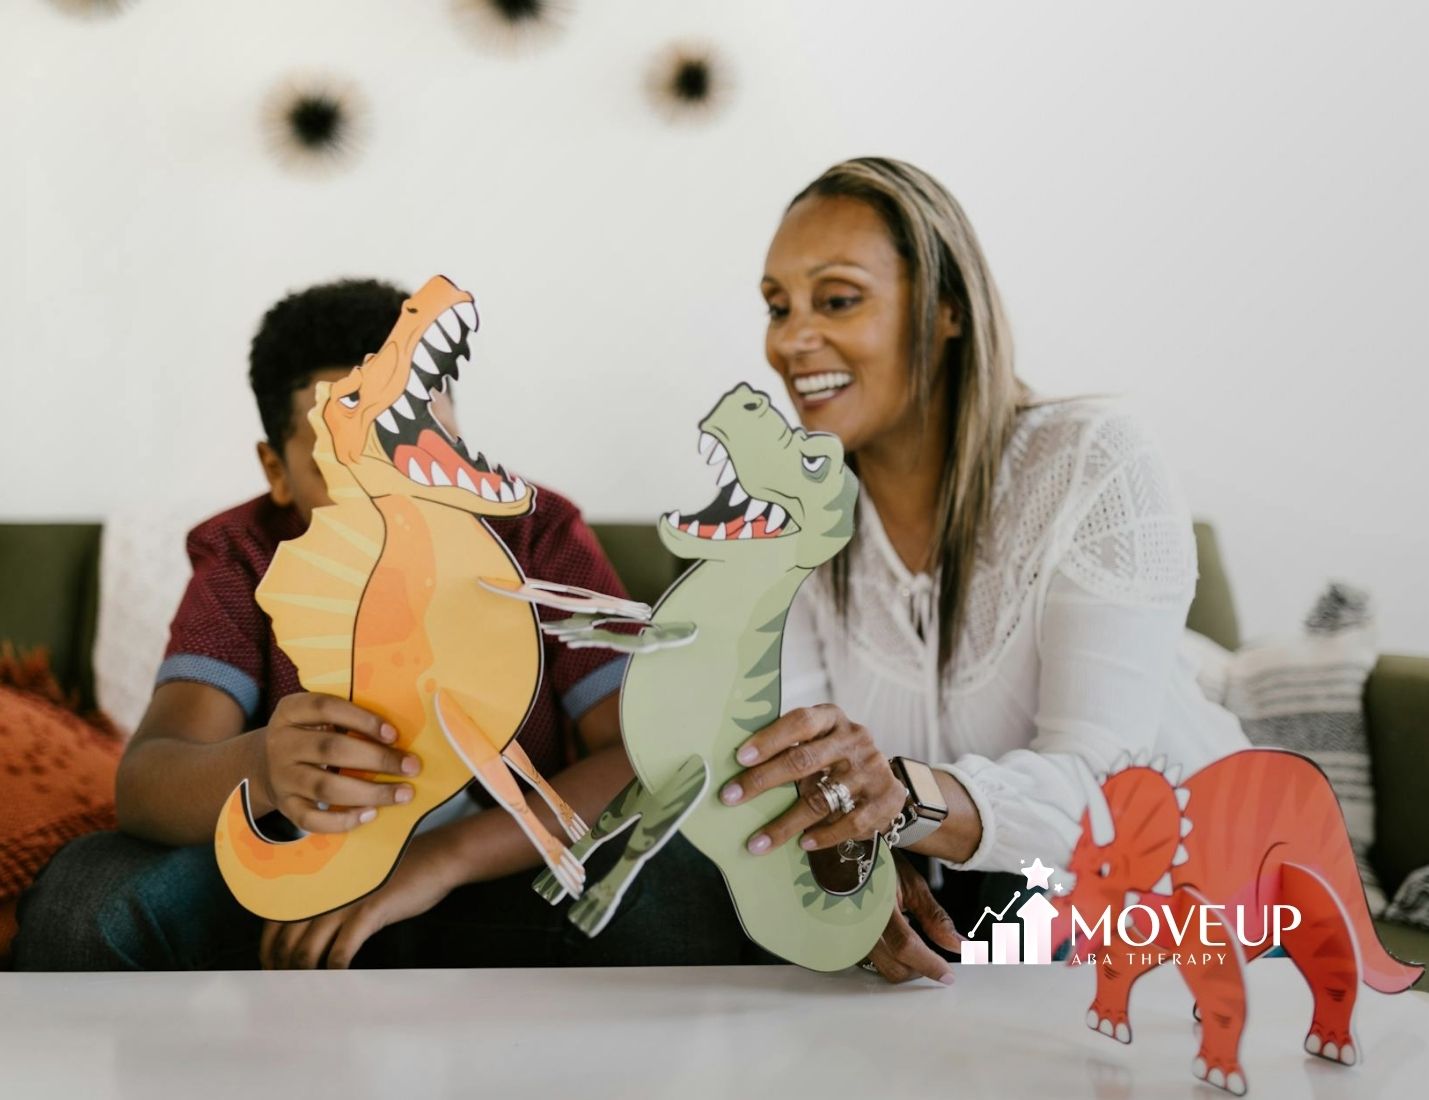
top-left (338, 392), bottom-right (360, 409)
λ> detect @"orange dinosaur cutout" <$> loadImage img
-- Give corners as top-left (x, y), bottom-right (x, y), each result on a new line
top-left (215, 275), bottom-right (586, 922)
top-left (1052, 748), bottom-right (1423, 1095)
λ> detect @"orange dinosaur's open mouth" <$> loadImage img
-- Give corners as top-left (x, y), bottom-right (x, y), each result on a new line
top-left (370, 300), bottom-right (530, 504)
top-left (392, 430), bottom-right (525, 502)
top-left (662, 429), bottom-right (798, 541)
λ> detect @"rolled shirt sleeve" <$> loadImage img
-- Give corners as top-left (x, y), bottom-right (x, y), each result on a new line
top-left (157, 524), bottom-right (271, 723)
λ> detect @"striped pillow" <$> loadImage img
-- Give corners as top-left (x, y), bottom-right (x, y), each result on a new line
top-left (1220, 584), bottom-right (1386, 916)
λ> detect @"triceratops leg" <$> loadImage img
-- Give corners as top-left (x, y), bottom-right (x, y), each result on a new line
top-left (1173, 886), bottom-right (1249, 1096)
top-left (567, 754), bottom-right (710, 939)
top-left (1280, 861), bottom-right (1362, 1066)
top-left (532, 777), bottom-right (648, 905)
top-left (1086, 933), bottom-right (1165, 1044)
top-left (501, 738), bottom-right (590, 842)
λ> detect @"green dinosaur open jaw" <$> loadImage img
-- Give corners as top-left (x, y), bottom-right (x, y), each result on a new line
top-left (368, 302), bottom-right (530, 504)
top-left (662, 431), bottom-right (799, 541)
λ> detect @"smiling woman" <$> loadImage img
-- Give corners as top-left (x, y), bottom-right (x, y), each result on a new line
top-left (722, 158), bottom-right (1250, 986)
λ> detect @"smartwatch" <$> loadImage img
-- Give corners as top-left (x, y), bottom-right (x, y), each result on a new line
top-left (888, 757), bottom-right (949, 848)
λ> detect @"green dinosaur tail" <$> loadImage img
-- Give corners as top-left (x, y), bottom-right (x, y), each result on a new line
top-left (690, 821), bottom-right (897, 972)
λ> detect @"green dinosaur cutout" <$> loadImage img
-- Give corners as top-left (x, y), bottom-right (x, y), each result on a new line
top-left (530, 383), bottom-right (896, 971)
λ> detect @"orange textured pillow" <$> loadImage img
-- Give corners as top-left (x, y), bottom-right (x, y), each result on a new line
top-left (0, 683), bottom-right (122, 952)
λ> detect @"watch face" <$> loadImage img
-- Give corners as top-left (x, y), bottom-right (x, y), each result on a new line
top-left (900, 759), bottom-right (948, 816)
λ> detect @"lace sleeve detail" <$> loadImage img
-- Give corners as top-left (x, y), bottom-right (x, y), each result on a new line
top-left (1058, 409), bottom-right (1197, 608)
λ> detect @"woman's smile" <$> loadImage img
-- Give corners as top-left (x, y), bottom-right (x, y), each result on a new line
top-left (791, 370), bottom-right (856, 411)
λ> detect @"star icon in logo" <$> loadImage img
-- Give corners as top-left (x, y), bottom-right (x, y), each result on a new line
top-left (1020, 857), bottom-right (1055, 891)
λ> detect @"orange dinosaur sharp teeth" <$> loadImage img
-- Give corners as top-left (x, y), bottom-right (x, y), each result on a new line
top-left (424, 322), bottom-right (451, 353)
top-left (436, 308), bottom-right (462, 343)
top-left (406, 457), bottom-right (429, 486)
top-left (430, 463), bottom-right (453, 488)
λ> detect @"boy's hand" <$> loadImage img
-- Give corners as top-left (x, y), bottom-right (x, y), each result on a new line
top-left (260, 830), bottom-right (461, 969)
top-left (257, 693), bottom-right (421, 833)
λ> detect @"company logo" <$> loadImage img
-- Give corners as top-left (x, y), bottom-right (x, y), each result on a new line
top-left (961, 857), bottom-right (1302, 968)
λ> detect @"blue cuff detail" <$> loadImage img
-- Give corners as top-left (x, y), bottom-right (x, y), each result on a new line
top-left (155, 655), bottom-right (260, 720)
top-left (561, 658), bottom-right (628, 720)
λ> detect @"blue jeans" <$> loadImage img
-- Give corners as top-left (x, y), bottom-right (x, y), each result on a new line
top-left (13, 829), bottom-right (762, 971)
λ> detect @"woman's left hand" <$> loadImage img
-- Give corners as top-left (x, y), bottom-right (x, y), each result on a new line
top-left (718, 704), bottom-right (907, 855)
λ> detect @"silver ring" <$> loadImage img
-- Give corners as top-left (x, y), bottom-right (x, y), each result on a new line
top-left (830, 781), bottom-right (855, 816)
top-left (857, 958), bottom-right (879, 973)
top-left (816, 775), bottom-right (842, 816)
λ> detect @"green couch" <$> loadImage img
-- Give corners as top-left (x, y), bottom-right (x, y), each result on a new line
top-left (3, 519), bottom-right (1427, 977)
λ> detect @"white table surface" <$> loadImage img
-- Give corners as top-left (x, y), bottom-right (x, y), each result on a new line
top-left (1, 960), bottom-right (1425, 1099)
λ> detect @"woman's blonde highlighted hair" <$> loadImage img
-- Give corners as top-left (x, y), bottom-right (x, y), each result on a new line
top-left (788, 157), bottom-right (1029, 672)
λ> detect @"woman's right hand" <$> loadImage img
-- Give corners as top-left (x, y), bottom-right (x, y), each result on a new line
top-left (864, 851), bottom-right (965, 984)
top-left (255, 693), bottom-right (420, 832)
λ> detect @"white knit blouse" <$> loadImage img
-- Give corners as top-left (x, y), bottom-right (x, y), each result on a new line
top-left (780, 399), bottom-right (1247, 874)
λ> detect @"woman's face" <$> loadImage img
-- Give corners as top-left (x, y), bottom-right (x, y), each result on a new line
top-left (762, 195), bottom-right (952, 454)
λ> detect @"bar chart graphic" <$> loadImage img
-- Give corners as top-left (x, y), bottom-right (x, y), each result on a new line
top-left (962, 890), bottom-right (1059, 965)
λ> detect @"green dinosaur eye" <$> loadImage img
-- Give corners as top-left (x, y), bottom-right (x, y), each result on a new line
top-left (801, 453), bottom-right (829, 478)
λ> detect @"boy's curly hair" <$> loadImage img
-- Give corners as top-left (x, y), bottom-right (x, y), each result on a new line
top-left (249, 278), bottom-right (409, 450)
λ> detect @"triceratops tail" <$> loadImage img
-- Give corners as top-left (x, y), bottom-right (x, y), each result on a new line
top-left (1362, 937), bottom-right (1425, 994)
top-left (1270, 752), bottom-right (1425, 994)
top-left (213, 779), bottom-right (359, 923)
top-left (1340, 873), bottom-right (1423, 992)
top-left (1283, 854), bottom-right (1424, 994)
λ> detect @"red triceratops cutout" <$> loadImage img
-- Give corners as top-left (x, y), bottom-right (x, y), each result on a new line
top-left (1051, 748), bottom-right (1423, 1095)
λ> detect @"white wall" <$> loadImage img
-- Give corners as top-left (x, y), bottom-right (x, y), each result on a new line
top-left (3, 0), bottom-right (1426, 653)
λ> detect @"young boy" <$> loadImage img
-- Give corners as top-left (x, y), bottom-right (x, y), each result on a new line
top-left (14, 279), bottom-right (744, 970)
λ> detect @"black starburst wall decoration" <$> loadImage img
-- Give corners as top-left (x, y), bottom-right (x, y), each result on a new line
top-left (451, 0), bottom-right (572, 53)
top-left (646, 43), bottom-right (731, 123)
top-left (262, 77), bottom-right (369, 174)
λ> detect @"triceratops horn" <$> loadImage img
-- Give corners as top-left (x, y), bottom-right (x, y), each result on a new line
top-left (1075, 758), bottom-right (1116, 848)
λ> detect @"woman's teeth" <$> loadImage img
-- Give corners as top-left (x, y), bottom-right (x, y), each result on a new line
top-left (792, 372), bottom-right (853, 400)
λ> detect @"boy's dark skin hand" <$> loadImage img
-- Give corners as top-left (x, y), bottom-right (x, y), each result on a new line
top-left (116, 370), bottom-right (636, 968)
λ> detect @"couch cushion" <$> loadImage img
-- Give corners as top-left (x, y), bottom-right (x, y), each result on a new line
top-left (1187, 522), bottom-right (1240, 650)
top-left (590, 523), bottom-right (684, 609)
top-left (0, 524), bottom-right (102, 709)
top-left (1366, 654), bottom-right (1429, 897)
top-left (0, 683), bottom-right (122, 961)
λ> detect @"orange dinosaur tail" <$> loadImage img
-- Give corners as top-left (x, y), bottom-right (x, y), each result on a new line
top-left (213, 780), bottom-right (355, 922)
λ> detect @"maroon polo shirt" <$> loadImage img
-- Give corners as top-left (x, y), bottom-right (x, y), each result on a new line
top-left (157, 489), bottom-right (629, 780)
